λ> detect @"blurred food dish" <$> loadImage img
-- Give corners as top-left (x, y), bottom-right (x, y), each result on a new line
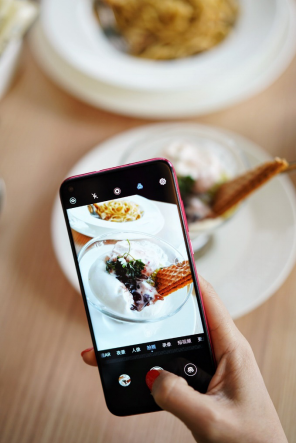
top-left (0, 0), bottom-right (38, 56)
top-left (121, 127), bottom-right (248, 234)
top-left (0, 0), bottom-right (38, 100)
top-left (31, 0), bottom-right (296, 119)
top-left (122, 133), bottom-right (292, 230)
top-left (163, 140), bottom-right (243, 226)
top-left (95, 0), bottom-right (238, 60)
top-left (36, 0), bottom-right (296, 94)
top-left (51, 123), bottom-right (296, 319)
top-left (124, 137), bottom-right (291, 237)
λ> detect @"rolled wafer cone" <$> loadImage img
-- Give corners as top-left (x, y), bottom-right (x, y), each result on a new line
top-left (159, 277), bottom-right (193, 297)
top-left (155, 260), bottom-right (193, 297)
top-left (211, 157), bottom-right (289, 217)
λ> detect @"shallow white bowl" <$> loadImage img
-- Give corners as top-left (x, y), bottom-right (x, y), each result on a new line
top-left (41, 0), bottom-right (291, 92)
top-left (31, 7), bottom-right (296, 118)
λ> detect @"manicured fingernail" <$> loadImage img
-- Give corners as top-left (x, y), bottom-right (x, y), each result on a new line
top-left (146, 370), bottom-right (160, 391)
top-left (81, 347), bottom-right (94, 357)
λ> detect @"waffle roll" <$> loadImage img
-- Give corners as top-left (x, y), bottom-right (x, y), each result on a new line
top-left (212, 157), bottom-right (288, 217)
top-left (155, 260), bottom-right (193, 297)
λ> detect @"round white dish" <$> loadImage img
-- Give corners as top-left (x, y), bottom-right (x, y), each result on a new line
top-left (41, 0), bottom-right (290, 92)
top-left (30, 7), bottom-right (296, 118)
top-left (51, 123), bottom-right (296, 319)
top-left (68, 195), bottom-right (164, 238)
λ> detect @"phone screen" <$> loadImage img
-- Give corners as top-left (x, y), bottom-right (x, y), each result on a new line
top-left (60, 159), bottom-right (215, 415)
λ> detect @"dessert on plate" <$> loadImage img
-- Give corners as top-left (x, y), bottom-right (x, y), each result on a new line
top-left (163, 141), bottom-right (229, 223)
top-left (163, 141), bottom-right (290, 223)
top-left (88, 239), bottom-right (193, 319)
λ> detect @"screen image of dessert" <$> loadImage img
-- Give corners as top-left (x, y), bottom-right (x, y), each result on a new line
top-left (67, 194), bottom-right (204, 352)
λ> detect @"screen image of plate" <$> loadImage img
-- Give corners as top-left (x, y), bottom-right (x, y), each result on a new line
top-left (68, 195), bottom-right (165, 238)
top-left (78, 232), bottom-right (193, 323)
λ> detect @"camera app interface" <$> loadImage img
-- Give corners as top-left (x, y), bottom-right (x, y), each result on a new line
top-left (64, 163), bottom-right (215, 414)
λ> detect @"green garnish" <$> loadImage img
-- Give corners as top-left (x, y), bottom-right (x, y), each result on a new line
top-left (177, 175), bottom-right (195, 199)
top-left (106, 257), bottom-right (145, 279)
top-left (178, 172), bottom-right (230, 203)
top-left (106, 239), bottom-right (145, 279)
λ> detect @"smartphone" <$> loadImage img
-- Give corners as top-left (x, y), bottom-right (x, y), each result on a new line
top-left (60, 158), bottom-right (216, 416)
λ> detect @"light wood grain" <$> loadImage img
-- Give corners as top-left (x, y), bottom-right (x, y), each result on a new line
top-left (0, 39), bottom-right (296, 443)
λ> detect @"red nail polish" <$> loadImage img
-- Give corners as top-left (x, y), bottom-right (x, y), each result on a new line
top-left (146, 370), bottom-right (160, 391)
top-left (81, 347), bottom-right (94, 357)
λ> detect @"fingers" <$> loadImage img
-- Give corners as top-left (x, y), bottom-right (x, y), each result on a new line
top-left (197, 275), bottom-right (241, 362)
top-left (81, 347), bottom-right (97, 366)
top-left (149, 370), bottom-right (214, 433)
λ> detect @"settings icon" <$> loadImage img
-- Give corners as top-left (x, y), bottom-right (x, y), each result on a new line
top-left (159, 178), bottom-right (166, 185)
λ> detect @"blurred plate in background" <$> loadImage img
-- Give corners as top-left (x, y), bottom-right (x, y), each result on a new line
top-left (30, 0), bottom-right (296, 118)
top-left (40, 0), bottom-right (290, 92)
top-left (51, 123), bottom-right (296, 319)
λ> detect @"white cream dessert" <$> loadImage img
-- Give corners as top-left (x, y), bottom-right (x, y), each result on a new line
top-left (163, 141), bottom-right (225, 193)
top-left (88, 240), bottom-right (171, 318)
top-left (163, 141), bottom-right (227, 223)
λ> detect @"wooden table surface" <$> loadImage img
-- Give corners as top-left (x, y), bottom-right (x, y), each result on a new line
top-left (1, 41), bottom-right (296, 443)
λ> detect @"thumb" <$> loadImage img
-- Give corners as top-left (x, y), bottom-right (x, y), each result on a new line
top-left (147, 370), bottom-right (214, 432)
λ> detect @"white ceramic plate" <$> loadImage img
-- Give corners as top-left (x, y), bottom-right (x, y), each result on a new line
top-left (51, 123), bottom-right (296, 319)
top-left (68, 195), bottom-right (164, 238)
top-left (30, 10), bottom-right (296, 118)
top-left (41, 0), bottom-right (289, 92)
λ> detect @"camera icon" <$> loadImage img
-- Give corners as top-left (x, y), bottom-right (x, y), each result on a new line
top-left (114, 187), bottom-right (121, 195)
top-left (184, 363), bottom-right (197, 377)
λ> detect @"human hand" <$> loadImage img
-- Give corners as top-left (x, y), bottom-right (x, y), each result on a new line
top-left (81, 276), bottom-right (287, 443)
